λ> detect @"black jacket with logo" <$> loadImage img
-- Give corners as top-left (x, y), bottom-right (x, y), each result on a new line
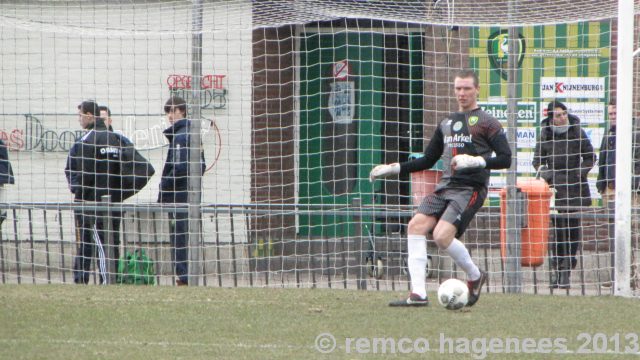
top-left (65, 118), bottom-right (144, 203)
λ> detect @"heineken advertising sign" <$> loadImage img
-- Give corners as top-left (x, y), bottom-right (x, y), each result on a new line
top-left (479, 102), bottom-right (537, 124)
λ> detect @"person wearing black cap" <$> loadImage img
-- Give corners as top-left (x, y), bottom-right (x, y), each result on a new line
top-left (159, 96), bottom-right (206, 286)
top-left (66, 100), bottom-right (154, 284)
top-left (533, 100), bottom-right (595, 289)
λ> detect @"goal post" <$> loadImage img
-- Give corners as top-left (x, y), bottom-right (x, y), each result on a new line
top-left (614, 0), bottom-right (635, 297)
top-left (188, 0), bottom-right (204, 286)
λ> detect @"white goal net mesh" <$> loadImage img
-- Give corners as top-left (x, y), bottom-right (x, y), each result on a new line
top-left (0, 0), bottom-right (638, 296)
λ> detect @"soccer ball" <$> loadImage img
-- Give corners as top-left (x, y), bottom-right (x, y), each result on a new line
top-left (437, 278), bottom-right (469, 310)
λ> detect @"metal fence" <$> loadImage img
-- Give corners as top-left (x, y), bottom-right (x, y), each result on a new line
top-left (0, 202), bottom-right (634, 297)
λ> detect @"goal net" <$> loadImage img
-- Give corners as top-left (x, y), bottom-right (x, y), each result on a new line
top-left (0, 0), bottom-right (637, 296)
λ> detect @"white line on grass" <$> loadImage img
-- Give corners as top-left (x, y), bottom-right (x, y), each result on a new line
top-left (0, 337), bottom-right (305, 350)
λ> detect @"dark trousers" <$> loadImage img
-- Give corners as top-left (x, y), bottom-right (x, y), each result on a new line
top-left (169, 211), bottom-right (189, 284)
top-left (551, 211), bottom-right (581, 269)
top-left (73, 210), bottom-right (122, 284)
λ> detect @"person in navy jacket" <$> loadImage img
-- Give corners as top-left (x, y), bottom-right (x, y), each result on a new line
top-left (159, 96), bottom-right (206, 285)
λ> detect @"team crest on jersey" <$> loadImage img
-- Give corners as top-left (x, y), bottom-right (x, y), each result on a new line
top-left (468, 116), bottom-right (479, 126)
top-left (452, 121), bottom-right (463, 132)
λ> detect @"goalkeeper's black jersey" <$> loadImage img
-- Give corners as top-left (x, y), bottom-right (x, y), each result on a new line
top-left (400, 108), bottom-right (511, 189)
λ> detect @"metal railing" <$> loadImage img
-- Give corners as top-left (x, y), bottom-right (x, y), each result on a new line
top-left (0, 201), bottom-right (634, 296)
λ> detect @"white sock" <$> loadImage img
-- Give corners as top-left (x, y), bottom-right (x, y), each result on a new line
top-left (445, 238), bottom-right (481, 281)
top-left (407, 234), bottom-right (428, 298)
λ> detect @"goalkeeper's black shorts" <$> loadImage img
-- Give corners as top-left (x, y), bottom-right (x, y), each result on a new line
top-left (416, 185), bottom-right (487, 238)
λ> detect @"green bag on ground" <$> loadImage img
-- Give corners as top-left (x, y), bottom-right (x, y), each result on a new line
top-left (116, 249), bottom-right (156, 285)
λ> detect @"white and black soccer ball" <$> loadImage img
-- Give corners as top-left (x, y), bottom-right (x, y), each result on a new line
top-left (437, 278), bottom-right (469, 310)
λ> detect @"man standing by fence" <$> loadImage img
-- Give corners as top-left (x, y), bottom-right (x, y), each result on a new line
top-left (159, 96), bottom-right (206, 286)
top-left (66, 100), bottom-right (154, 284)
top-left (597, 99), bottom-right (640, 288)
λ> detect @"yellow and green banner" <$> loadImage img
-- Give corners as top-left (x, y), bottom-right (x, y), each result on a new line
top-left (470, 21), bottom-right (611, 205)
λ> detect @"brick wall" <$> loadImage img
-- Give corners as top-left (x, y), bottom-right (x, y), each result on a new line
top-left (251, 26), bottom-right (297, 236)
top-left (422, 26), bottom-right (471, 137)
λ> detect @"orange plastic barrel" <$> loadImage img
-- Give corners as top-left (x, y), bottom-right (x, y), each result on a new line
top-left (500, 179), bottom-right (552, 267)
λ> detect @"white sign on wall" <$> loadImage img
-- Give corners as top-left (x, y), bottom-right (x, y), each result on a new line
top-left (584, 127), bottom-right (604, 152)
top-left (333, 60), bottom-right (350, 80)
top-left (540, 101), bottom-right (605, 124)
top-left (489, 176), bottom-right (507, 189)
top-left (516, 151), bottom-right (536, 174)
top-left (540, 77), bottom-right (605, 99)
top-left (515, 127), bottom-right (537, 148)
top-left (328, 81), bottom-right (356, 124)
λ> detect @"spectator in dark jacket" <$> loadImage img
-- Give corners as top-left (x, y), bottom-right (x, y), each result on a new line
top-left (66, 100), bottom-right (150, 284)
top-left (597, 101), bottom-right (617, 204)
top-left (0, 139), bottom-right (14, 224)
top-left (159, 96), bottom-right (206, 286)
top-left (596, 99), bottom-right (640, 287)
top-left (597, 99), bottom-right (640, 205)
top-left (533, 100), bottom-right (595, 289)
top-left (97, 105), bottom-right (123, 264)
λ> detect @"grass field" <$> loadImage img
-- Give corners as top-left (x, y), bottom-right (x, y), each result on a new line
top-left (1, 285), bottom-right (639, 359)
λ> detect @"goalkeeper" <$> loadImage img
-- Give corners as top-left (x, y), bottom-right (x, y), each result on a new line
top-left (370, 69), bottom-right (511, 307)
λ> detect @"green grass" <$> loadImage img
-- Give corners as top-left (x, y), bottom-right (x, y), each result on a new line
top-left (1, 285), bottom-right (639, 359)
